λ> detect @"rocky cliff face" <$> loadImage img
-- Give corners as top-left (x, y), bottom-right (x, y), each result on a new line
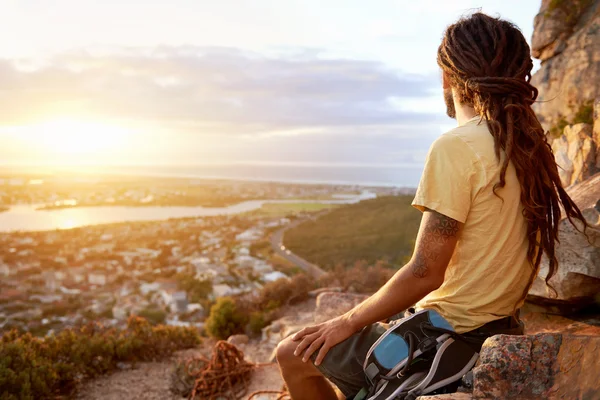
top-left (531, 0), bottom-right (600, 131)
top-left (527, 1), bottom-right (600, 306)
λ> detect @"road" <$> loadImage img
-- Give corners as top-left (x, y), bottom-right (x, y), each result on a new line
top-left (270, 217), bottom-right (327, 279)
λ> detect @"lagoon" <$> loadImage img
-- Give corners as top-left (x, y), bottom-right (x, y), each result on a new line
top-left (0, 191), bottom-right (376, 232)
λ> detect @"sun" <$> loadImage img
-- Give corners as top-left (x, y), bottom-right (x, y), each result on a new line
top-left (25, 118), bottom-right (129, 155)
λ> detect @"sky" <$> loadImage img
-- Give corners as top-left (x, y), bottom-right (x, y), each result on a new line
top-left (0, 0), bottom-right (542, 167)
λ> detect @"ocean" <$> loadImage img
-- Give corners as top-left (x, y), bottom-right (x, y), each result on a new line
top-left (93, 164), bottom-right (425, 188)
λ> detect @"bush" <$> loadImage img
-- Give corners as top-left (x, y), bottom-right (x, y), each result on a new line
top-left (549, 100), bottom-right (594, 138)
top-left (0, 316), bottom-right (201, 399)
top-left (549, 116), bottom-right (569, 138)
top-left (573, 100), bottom-right (594, 125)
top-left (319, 261), bottom-right (395, 294)
top-left (547, 0), bottom-right (593, 25)
top-left (136, 308), bottom-right (167, 325)
top-left (176, 273), bottom-right (212, 303)
top-left (248, 312), bottom-right (267, 336)
top-left (259, 273), bottom-right (314, 308)
top-left (204, 297), bottom-right (246, 340)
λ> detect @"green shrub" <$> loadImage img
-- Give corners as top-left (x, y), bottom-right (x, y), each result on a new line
top-left (204, 297), bottom-right (246, 340)
top-left (0, 316), bottom-right (201, 399)
top-left (248, 312), bottom-right (267, 336)
top-left (573, 100), bottom-right (594, 125)
top-left (258, 273), bottom-right (314, 308)
top-left (136, 308), bottom-right (167, 325)
top-left (547, 0), bottom-right (593, 25)
top-left (319, 261), bottom-right (394, 293)
top-left (549, 116), bottom-right (569, 138)
top-left (549, 100), bottom-right (594, 138)
top-left (176, 273), bottom-right (212, 303)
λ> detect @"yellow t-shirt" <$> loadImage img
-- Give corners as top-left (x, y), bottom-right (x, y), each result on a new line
top-left (412, 116), bottom-right (532, 333)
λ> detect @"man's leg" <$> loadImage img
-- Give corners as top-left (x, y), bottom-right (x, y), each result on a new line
top-left (276, 336), bottom-right (342, 400)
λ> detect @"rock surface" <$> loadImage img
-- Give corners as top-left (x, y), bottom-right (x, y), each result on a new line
top-left (528, 165), bottom-right (600, 308)
top-left (314, 291), bottom-right (369, 323)
top-left (595, 98), bottom-right (600, 169)
top-left (76, 348), bottom-right (203, 400)
top-left (522, 303), bottom-right (600, 336)
top-left (551, 123), bottom-right (598, 187)
top-left (417, 394), bottom-right (472, 400)
top-left (227, 334), bottom-right (250, 346)
top-left (565, 171), bottom-right (600, 211)
top-left (531, 0), bottom-right (600, 130)
top-left (473, 334), bottom-right (600, 399)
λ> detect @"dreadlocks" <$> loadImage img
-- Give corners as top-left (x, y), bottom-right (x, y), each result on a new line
top-left (437, 13), bottom-right (589, 301)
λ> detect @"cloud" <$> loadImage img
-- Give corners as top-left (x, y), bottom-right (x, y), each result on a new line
top-left (0, 46), bottom-right (446, 135)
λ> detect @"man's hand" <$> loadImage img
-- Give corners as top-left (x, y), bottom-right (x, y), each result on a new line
top-left (291, 315), bottom-right (357, 366)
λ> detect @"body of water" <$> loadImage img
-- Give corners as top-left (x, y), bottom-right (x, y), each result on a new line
top-left (93, 164), bottom-right (424, 187)
top-left (0, 191), bottom-right (377, 233)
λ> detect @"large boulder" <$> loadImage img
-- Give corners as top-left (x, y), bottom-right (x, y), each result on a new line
top-left (528, 206), bottom-right (600, 308)
top-left (551, 123), bottom-right (597, 187)
top-left (565, 171), bottom-right (600, 211)
top-left (473, 334), bottom-right (600, 399)
top-left (531, 0), bottom-right (600, 130)
top-left (528, 168), bottom-right (600, 309)
top-left (595, 98), bottom-right (600, 169)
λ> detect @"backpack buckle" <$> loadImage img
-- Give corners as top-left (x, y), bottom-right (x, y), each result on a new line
top-left (418, 337), bottom-right (438, 353)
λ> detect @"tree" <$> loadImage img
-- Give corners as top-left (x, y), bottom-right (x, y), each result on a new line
top-left (177, 273), bottom-right (212, 303)
top-left (137, 308), bottom-right (167, 325)
top-left (204, 297), bottom-right (245, 340)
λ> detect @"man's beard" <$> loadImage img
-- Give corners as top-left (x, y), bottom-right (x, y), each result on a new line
top-left (444, 89), bottom-right (456, 119)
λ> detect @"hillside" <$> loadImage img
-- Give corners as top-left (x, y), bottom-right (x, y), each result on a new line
top-left (283, 195), bottom-right (421, 270)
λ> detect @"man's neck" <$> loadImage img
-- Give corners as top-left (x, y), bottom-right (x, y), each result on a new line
top-left (453, 94), bottom-right (478, 126)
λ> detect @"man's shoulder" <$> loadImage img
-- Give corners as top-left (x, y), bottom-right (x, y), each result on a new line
top-left (436, 120), bottom-right (493, 159)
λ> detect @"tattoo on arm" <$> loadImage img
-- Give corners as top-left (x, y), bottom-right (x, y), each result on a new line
top-left (411, 210), bottom-right (460, 279)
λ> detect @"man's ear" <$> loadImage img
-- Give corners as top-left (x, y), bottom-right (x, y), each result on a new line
top-left (442, 71), bottom-right (451, 90)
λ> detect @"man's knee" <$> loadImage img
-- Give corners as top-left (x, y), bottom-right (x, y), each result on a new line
top-left (276, 336), bottom-right (298, 366)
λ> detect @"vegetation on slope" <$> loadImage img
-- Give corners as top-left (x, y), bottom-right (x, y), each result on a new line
top-left (0, 316), bottom-right (201, 399)
top-left (205, 264), bottom-right (394, 340)
top-left (549, 100), bottom-right (595, 138)
top-left (283, 196), bottom-right (421, 270)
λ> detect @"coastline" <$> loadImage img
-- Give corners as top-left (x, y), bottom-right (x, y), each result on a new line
top-left (32, 192), bottom-right (367, 211)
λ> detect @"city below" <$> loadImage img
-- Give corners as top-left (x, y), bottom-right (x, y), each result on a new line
top-left (0, 173), bottom-right (414, 336)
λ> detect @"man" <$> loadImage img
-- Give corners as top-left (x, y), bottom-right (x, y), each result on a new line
top-left (276, 12), bottom-right (588, 400)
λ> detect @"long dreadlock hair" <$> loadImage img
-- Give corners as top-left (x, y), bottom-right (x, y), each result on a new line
top-left (437, 13), bottom-right (589, 302)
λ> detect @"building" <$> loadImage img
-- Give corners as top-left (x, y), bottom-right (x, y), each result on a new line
top-left (170, 291), bottom-right (188, 313)
top-left (212, 284), bottom-right (235, 298)
top-left (263, 271), bottom-right (288, 282)
top-left (236, 228), bottom-right (262, 243)
top-left (43, 271), bottom-right (58, 291)
top-left (88, 271), bottom-right (107, 286)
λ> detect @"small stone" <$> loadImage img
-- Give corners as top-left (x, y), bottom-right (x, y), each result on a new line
top-left (227, 334), bottom-right (249, 346)
top-left (308, 286), bottom-right (342, 298)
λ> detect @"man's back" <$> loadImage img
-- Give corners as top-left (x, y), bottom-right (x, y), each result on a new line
top-left (413, 116), bottom-right (530, 333)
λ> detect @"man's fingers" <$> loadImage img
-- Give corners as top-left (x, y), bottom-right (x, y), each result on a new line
top-left (302, 336), bottom-right (325, 363)
top-left (314, 341), bottom-right (332, 366)
top-left (292, 326), bottom-right (319, 341)
top-left (293, 332), bottom-right (320, 356)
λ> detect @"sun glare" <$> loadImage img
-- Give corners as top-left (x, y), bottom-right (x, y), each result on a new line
top-left (22, 118), bottom-right (131, 158)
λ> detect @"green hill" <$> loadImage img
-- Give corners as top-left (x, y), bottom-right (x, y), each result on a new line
top-left (284, 195), bottom-right (421, 270)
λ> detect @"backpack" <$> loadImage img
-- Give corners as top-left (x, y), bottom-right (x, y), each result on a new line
top-left (356, 309), bottom-right (480, 400)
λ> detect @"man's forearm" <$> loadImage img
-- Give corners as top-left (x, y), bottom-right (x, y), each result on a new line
top-left (343, 262), bottom-right (443, 331)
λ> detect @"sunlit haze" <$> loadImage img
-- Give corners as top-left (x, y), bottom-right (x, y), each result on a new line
top-left (0, 0), bottom-right (541, 168)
